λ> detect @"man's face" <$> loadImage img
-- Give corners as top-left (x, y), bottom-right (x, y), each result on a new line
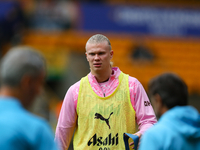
top-left (85, 41), bottom-right (113, 75)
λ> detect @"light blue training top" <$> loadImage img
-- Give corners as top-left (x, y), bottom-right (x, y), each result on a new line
top-left (139, 106), bottom-right (200, 150)
top-left (0, 96), bottom-right (58, 150)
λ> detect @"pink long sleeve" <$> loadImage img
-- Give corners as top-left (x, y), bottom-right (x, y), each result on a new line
top-left (129, 77), bottom-right (157, 134)
top-left (55, 82), bottom-right (79, 150)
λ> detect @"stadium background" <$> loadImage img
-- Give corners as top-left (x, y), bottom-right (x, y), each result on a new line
top-left (1, 0), bottom-right (200, 149)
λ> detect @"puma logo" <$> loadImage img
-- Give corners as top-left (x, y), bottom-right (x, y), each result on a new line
top-left (94, 112), bottom-right (113, 129)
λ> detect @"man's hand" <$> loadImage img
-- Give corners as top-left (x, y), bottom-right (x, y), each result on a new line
top-left (129, 133), bottom-right (142, 150)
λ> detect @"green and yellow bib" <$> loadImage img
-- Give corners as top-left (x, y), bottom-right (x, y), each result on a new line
top-left (74, 72), bottom-right (136, 150)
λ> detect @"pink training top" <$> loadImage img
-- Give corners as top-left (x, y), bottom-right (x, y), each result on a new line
top-left (55, 67), bottom-right (157, 150)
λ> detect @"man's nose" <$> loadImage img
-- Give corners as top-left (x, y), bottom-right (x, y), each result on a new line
top-left (94, 54), bottom-right (100, 60)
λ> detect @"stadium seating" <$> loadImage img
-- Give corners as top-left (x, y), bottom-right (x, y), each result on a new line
top-left (21, 31), bottom-right (200, 94)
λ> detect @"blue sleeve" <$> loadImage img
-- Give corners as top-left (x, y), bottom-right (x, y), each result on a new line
top-left (35, 121), bottom-right (59, 150)
top-left (139, 130), bottom-right (161, 150)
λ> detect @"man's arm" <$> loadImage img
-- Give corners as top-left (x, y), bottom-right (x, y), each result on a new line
top-left (128, 78), bottom-right (157, 149)
top-left (55, 85), bottom-right (77, 150)
top-left (129, 77), bottom-right (157, 134)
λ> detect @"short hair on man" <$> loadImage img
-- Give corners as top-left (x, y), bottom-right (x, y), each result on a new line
top-left (148, 73), bottom-right (188, 109)
top-left (86, 34), bottom-right (112, 51)
top-left (0, 46), bottom-right (46, 87)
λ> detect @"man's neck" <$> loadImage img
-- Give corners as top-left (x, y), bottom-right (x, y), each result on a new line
top-left (0, 86), bottom-right (17, 97)
top-left (92, 68), bottom-right (112, 83)
top-left (0, 86), bottom-right (24, 106)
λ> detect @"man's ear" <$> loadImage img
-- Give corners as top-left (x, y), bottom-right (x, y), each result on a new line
top-left (154, 94), bottom-right (163, 110)
top-left (21, 75), bottom-right (32, 89)
top-left (85, 52), bottom-right (89, 61)
top-left (110, 50), bottom-right (113, 59)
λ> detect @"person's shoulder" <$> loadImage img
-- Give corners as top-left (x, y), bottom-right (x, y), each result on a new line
top-left (127, 75), bottom-right (142, 86)
top-left (128, 75), bottom-right (139, 82)
top-left (69, 74), bottom-right (89, 91)
top-left (2, 108), bottom-right (52, 136)
top-left (143, 120), bottom-right (172, 139)
top-left (68, 80), bottom-right (81, 92)
top-left (1, 104), bottom-right (46, 126)
top-left (72, 80), bottom-right (81, 87)
top-left (22, 110), bottom-right (50, 128)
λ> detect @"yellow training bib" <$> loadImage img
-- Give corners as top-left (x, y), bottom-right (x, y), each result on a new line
top-left (74, 72), bottom-right (136, 150)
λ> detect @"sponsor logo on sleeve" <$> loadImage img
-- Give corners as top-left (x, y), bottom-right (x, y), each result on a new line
top-left (144, 101), bottom-right (151, 106)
